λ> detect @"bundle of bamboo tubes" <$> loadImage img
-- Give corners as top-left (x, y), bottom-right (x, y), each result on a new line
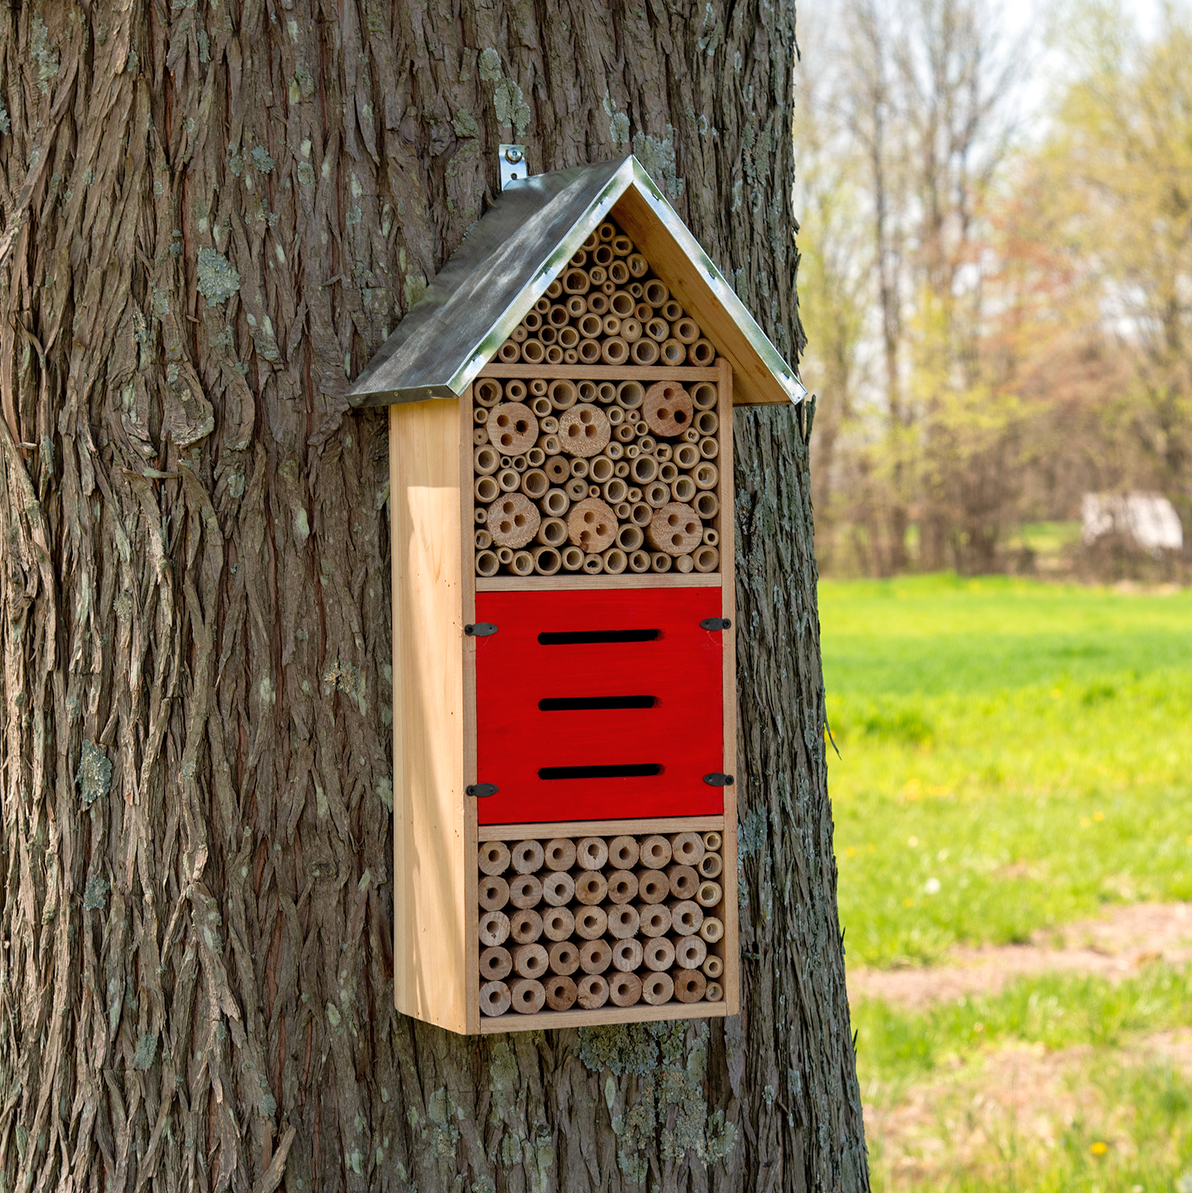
top-left (472, 220), bottom-right (723, 579)
top-left (476, 830), bottom-right (727, 1017)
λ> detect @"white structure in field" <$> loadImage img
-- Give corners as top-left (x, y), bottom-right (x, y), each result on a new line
top-left (1081, 492), bottom-right (1184, 551)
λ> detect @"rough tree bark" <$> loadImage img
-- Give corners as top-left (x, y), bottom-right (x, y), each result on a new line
top-left (0, 0), bottom-right (867, 1189)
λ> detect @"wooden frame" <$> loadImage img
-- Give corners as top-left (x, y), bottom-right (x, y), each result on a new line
top-left (393, 355), bottom-right (740, 1030)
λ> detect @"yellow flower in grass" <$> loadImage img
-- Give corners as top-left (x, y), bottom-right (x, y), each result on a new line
top-left (1089, 1140), bottom-right (1108, 1156)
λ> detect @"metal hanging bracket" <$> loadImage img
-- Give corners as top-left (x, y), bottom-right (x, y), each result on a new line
top-left (465, 623), bottom-right (499, 637)
top-left (700, 617), bottom-right (732, 631)
top-left (466, 783), bottom-right (499, 798)
top-left (499, 145), bottom-right (527, 191)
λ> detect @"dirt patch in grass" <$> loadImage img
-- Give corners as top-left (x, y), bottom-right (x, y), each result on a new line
top-left (849, 902), bottom-right (1192, 1009)
top-left (864, 1030), bottom-right (1192, 1185)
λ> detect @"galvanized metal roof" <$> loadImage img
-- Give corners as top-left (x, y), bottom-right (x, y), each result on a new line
top-left (346, 155), bottom-right (806, 408)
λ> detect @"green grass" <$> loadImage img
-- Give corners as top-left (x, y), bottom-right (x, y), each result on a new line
top-left (821, 574), bottom-right (1192, 966)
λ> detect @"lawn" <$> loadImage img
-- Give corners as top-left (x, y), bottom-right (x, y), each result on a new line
top-left (821, 573), bottom-right (1192, 967)
top-left (821, 574), bottom-right (1192, 1190)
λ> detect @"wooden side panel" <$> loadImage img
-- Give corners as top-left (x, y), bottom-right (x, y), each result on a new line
top-left (611, 190), bottom-right (790, 408)
top-left (391, 399), bottom-right (469, 1034)
top-left (719, 357), bottom-right (741, 1015)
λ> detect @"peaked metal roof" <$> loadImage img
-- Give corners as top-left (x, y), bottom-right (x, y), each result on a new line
top-left (346, 155), bottom-right (806, 409)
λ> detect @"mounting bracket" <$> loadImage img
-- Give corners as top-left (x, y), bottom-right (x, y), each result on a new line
top-left (499, 144), bottom-right (527, 191)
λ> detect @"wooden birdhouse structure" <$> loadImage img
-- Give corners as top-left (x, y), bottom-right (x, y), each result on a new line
top-left (348, 154), bottom-right (805, 1035)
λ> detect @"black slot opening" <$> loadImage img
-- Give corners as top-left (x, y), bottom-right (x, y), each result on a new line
top-left (538, 763), bottom-right (663, 780)
top-left (539, 695), bottom-right (657, 711)
top-left (537, 629), bottom-right (661, 645)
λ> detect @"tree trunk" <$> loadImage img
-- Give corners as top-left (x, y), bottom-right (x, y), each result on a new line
top-left (0, 1), bottom-right (867, 1189)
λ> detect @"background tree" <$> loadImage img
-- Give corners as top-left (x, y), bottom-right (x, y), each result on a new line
top-left (0, 2), bottom-right (867, 1190)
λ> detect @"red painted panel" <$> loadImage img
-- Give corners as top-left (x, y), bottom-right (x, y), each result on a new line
top-left (475, 587), bottom-right (726, 824)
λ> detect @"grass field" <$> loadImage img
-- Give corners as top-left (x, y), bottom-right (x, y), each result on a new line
top-left (821, 574), bottom-right (1192, 1189)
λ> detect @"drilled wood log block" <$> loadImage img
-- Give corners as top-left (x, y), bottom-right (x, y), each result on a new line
top-left (548, 941), bottom-right (581, 976)
top-left (478, 877), bottom-right (510, 912)
top-left (638, 836), bottom-right (672, 869)
top-left (509, 910), bottom-right (543, 945)
top-left (574, 905), bottom-right (608, 940)
top-left (606, 905), bottom-right (640, 940)
top-left (479, 980), bottom-right (512, 1017)
top-left (673, 969), bottom-right (707, 1004)
top-left (643, 936), bottom-right (676, 971)
top-left (577, 974), bottom-right (609, 1009)
top-left (576, 837), bottom-right (609, 870)
top-left (543, 838), bottom-right (577, 871)
top-left (667, 864), bottom-right (699, 900)
top-left (508, 875), bottom-right (543, 909)
top-left (579, 938), bottom-right (612, 974)
top-left (636, 903), bottom-right (672, 937)
top-left (641, 971), bottom-right (675, 1006)
top-left (487, 492), bottom-right (541, 549)
top-left (670, 832), bottom-right (705, 866)
top-left (510, 978), bottom-right (547, 1015)
top-left (478, 842), bottom-right (511, 876)
top-left (511, 840), bottom-right (545, 874)
top-left (557, 403), bottom-right (611, 457)
top-left (479, 947), bottom-right (512, 981)
top-left (544, 975), bottom-right (578, 1011)
top-left (674, 935), bottom-right (708, 970)
top-left (646, 502), bottom-right (702, 556)
top-left (670, 900), bottom-right (704, 935)
top-left (478, 911), bottom-right (511, 948)
top-left (605, 870), bottom-right (638, 904)
top-left (611, 938), bottom-right (643, 972)
top-left (635, 870), bottom-right (669, 904)
top-left (512, 943), bottom-right (549, 980)
top-left (643, 381), bottom-right (694, 437)
top-left (542, 906), bottom-right (575, 941)
top-left (566, 498), bottom-right (617, 553)
top-left (488, 402), bottom-right (538, 454)
top-left (608, 972), bottom-right (642, 1007)
top-left (574, 872), bottom-right (608, 906)
top-left (541, 872), bottom-right (575, 907)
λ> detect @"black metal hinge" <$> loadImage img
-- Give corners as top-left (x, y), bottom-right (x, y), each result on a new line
top-left (703, 773), bottom-right (735, 787)
top-left (465, 623), bottom-right (498, 637)
top-left (700, 617), bottom-right (731, 631)
top-left (466, 783), bottom-right (499, 798)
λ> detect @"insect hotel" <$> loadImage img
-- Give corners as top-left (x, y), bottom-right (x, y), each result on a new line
top-left (348, 153), bottom-right (805, 1034)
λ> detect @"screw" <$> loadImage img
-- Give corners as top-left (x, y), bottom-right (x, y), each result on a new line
top-left (504, 146), bottom-right (523, 164)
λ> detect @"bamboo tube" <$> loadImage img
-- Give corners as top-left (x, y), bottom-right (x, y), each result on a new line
top-left (474, 406), bottom-right (490, 426)
top-left (667, 865), bottom-right (700, 900)
top-left (675, 555), bottom-right (694, 574)
top-left (670, 900), bottom-right (704, 935)
top-left (644, 482), bottom-right (670, 509)
top-left (547, 378), bottom-right (578, 411)
top-left (660, 339), bottom-right (686, 367)
top-left (579, 939), bottom-right (612, 974)
top-left (625, 252), bottom-right (648, 276)
top-left (566, 498), bottom-right (618, 553)
top-left (578, 339), bottom-right (602, 364)
top-left (702, 831), bottom-right (722, 852)
top-left (601, 315), bottom-right (622, 338)
top-left (605, 870), bottom-right (639, 904)
top-left (607, 905), bottom-right (640, 940)
top-left (671, 476), bottom-right (696, 503)
top-left (473, 427), bottom-right (489, 446)
top-left (577, 973), bottom-right (609, 1009)
top-left (574, 872), bottom-right (608, 907)
top-left (526, 397), bottom-right (549, 419)
top-left (558, 404), bottom-right (611, 457)
top-left (683, 427), bottom-right (700, 442)
top-left (498, 341), bottom-right (521, 363)
top-left (614, 423), bottom-right (635, 443)
top-left (547, 303), bottom-right (570, 329)
top-left (601, 336), bottom-right (629, 366)
top-left (478, 911), bottom-right (511, 947)
top-left (673, 970), bottom-right (707, 1004)
top-left (512, 943), bottom-right (549, 979)
top-left (693, 461), bottom-right (718, 490)
top-left (488, 493), bottom-right (541, 549)
top-left (578, 312), bottom-right (603, 338)
top-left (609, 260), bottom-right (630, 286)
top-left (527, 447), bottom-right (546, 467)
top-left (478, 876), bottom-right (510, 911)
top-left (544, 976), bottom-right (578, 1011)
top-left (694, 492), bottom-right (719, 520)
top-left (609, 290), bottom-right (635, 318)
top-left (674, 443), bottom-right (700, 469)
top-left (702, 528), bottom-right (719, 547)
top-left (476, 529), bottom-right (493, 550)
top-left (562, 267), bottom-right (590, 294)
top-left (521, 468), bottom-right (549, 499)
top-left (611, 938), bottom-right (643, 972)
top-left (608, 972), bottom-right (642, 1007)
top-left (561, 545), bottom-right (584, 571)
top-left (630, 456), bottom-right (658, 485)
top-left (478, 842), bottom-right (511, 875)
top-left (570, 247), bottom-right (588, 265)
top-left (694, 409), bottom-right (719, 436)
top-left (615, 524), bottom-right (644, 553)
top-left (643, 936), bottom-right (675, 971)
top-left (636, 902), bottom-right (672, 936)
top-left (602, 548), bottom-right (627, 574)
top-left (620, 318), bottom-right (642, 343)
top-left (479, 946), bottom-right (512, 981)
top-left (644, 316), bottom-right (669, 342)
top-left (639, 835), bottom-right (672, 869)
top-left (522, 312), bottom-right (542, 333)
top-left (529, 840), bottom-right (571, 876)
top-left (537, 515), bottom-right (568, 545)
top-left (657, 461), bottom-right (678, 484)
top-left (641, 972), bottom-right (674, 1006)
top-left (564, 479), bottom-right (589, 501)
top-left (475, 507), bottom-right (489, 524)
top-left (631, 338), bottom-right (660, 366)
top-left (647, 503), bottom-right (703, 556)
top-left (700, 917), bottom-right (725, 944)
top-left (510, 978), bottom-right (546, 1015)
top-left (508, 875), bottom-right (543, 911)
top-left (479, 980), bottom-right (512, 1017)
top-left (544, 455), bottom-right (570, 483)
top-left (686, 382), bottom-right (714, 412)
top-left (474, 444), bottom-right (500, 475)
top-left (532, 546), bottom-right (561, 576)
top-left (628, 550), bottom-right (651, 572)
top-left (629, 502), bottom-right (653, 527)
top-left (705, 981), bottom-right (724, 1002)
top-left (699, 852), bottom-right (723, 879)
top-left (538, 433), bottom-right (561, 454)
top-left (542, 871), bottom-right (575, 907)
top-left (586, 291), bottom-right (609, 315)
top-left (611, 234), bottom-right (634, 256)
top-left (548, 941), bottom-right (581, 976)
top-left (574, 905), bottom-right (608, 939)
top-left (670, 315), bottom-right (699, 344)
top-left (534, 296), bottom-right (552, 313)
top-left (519, 339), bottom-right (543, 364)
top-left (496, 547), bottom-right (513, 564)
top-left (674, 934), bottom-right (708, 970)
top-left (650, 552), bottom-right (673, 573)
top-left (689, 338), bottom-right (716, 366)
top-left (542, 906), bottom-right (575, 941)
top-left (658, 299), bottom-right (680, 322)
top-left (476, 378), bottom-right (504, 406)
top-left (588, 455), bottom-right (614, 484)
top-left (563, 301), bottom-right (586, 325)
top-left (511, 840), bottom-right (545, 874)
top-left (546, 278), bottom-right (563, 298)
top-left (602, 478), bottom-right (628, 505)
top-left (703, 954), bottom-right (724, 979)
top-left (495, 468), bottom-right (520, 494)
top-left (606, 410), bottom-right (624, 431)
top-left (693, 546), bottom-right (719, 573)
top-left (696, 881), bottom-right (723, 909)
top-left (476, 550), bottom-right (500, 577)
top-left (643, 279), bottom-right (669, 306)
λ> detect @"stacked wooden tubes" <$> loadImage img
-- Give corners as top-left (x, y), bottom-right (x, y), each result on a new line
top-left (472, 220), bottom-right (722, 579)
top-left (476, 830), bottom-right (728, 1017)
